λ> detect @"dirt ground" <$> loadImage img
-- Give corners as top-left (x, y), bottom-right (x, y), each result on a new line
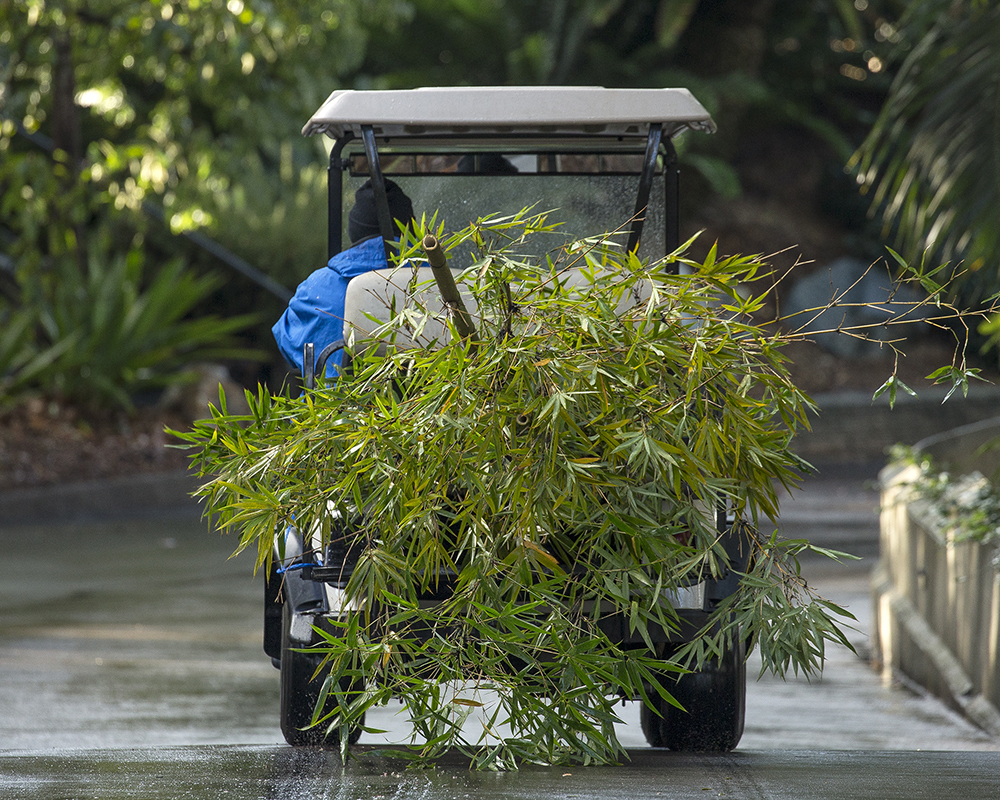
top-left (0, 400), bottom-right (192, 491)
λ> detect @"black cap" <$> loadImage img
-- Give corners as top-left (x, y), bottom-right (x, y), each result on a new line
top-left (348, 178), bottom-right (415, 243)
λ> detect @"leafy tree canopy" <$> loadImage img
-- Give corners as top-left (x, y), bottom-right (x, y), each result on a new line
top-left (0, 0), bottom-right (933, 408)
top-left (2, 1), bottom-right (904, 290)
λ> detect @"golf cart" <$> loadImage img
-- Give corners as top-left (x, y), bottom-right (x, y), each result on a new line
top-left (265, 86), bottom-right (751, 751)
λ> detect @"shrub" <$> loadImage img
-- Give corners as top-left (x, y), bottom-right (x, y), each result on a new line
top-left (1, 242), bottom-right (261, 412)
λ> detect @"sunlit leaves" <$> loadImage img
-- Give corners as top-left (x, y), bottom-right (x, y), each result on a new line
top-left (177, 209), bottom-right (984, 767)
top-left (0, 0), bottom-right (382, 279)
top-left (873, 374), bottom-right (916, 409)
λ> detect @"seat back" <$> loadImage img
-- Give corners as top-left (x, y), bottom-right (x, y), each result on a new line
top-left (342, 266), bottom-right (477, 357)
top-left (341, 263), bottom-right (654, 358)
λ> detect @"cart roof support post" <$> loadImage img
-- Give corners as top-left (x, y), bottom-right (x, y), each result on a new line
top-left (328, 136), bottom-right (351, 260)
top-left (626, 123), bottom-right (663, 254)
top-left (361, 125), bottom-right (396, 261)
top-left (664, 139), bottom-right (680, 273)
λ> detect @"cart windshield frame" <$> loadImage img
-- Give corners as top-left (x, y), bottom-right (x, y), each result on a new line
top-left (302, 87), bottom-right (715, 261)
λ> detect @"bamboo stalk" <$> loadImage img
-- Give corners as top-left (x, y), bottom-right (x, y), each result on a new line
top-left (422, 234), bottom-right (478, 349)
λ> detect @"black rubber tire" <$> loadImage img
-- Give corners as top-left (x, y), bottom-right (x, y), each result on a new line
top-left (279, 602), bottom-right (363, 747)
top-left (640, 690), bottom-right (664, 747)
top-left (641, 635), bottom-right (747, 752)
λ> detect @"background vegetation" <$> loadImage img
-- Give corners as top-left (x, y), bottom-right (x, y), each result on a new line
top-left (5, 0), bottom-right (963, 414)
top-left (852, 1), bottom-right (1000, 351)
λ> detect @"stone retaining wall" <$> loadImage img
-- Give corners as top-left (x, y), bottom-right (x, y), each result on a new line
top-left (794, 385), bottom-right (1000, 464)
top-left (873, 420), bottom-right (1000, 736)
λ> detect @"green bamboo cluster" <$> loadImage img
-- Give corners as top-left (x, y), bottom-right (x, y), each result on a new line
top-left (177, 210), bottom-right (978, 767)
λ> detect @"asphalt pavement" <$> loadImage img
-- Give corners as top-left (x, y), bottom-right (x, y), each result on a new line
top-left (1, 468), bottom-right (998, 798)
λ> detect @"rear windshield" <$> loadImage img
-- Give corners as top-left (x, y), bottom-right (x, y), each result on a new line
top-left (342, 151), bottom-right (667, 266)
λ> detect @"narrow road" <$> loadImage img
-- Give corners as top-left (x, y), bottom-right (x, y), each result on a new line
top-left (1, 473), bottom-right (998, 798)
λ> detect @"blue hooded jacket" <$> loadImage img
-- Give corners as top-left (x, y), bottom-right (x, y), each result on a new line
top-left (272, 236), bottom-right (389, 377)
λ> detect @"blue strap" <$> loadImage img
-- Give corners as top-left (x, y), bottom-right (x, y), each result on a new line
top-left (276, 562), bottom-right (319, 575)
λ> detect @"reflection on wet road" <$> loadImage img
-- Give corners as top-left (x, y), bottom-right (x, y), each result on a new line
top-left (0, 516), bottom-right (280, 749)
top-left (3, 745), bottom-right (1000, 800)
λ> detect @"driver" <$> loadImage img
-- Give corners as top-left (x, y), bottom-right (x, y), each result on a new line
top-left (272, 178), bottom-right (415, 378)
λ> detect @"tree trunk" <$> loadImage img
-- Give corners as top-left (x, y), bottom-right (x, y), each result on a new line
top-left (50, 29), bottom-right (86, 272)
top-left (51, 34), bottom-right (81, 171)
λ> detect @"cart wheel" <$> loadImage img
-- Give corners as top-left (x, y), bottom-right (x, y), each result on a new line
top-left (641, 635), bottom-right (746, 751)
top-left (279, 602), bottom-right (363, 747)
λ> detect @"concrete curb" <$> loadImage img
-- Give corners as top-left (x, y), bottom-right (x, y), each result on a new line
top-left (0, 469), bottom-right (203, 526)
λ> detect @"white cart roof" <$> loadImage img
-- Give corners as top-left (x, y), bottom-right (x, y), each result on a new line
top-left (303, 86), bottom-right (716, 140)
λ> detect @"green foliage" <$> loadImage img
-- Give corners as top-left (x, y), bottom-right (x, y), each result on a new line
top-left (0, 0), bottom-right (376, 197)
top-left (852, 2), bottom-right (1000, 313)
top-left (208, 149), bottom-right (329, 288)
top-left (0, 3), bottom-right (286, 411)
top-left (1, 0), bottom-right (909, 332)
top-left (357, 0), bottom-right (902, 196)
top-left (0, 305), bottom-right (75, 401)
top-left (1, 239), bottom-right (261, 411)
top-left (0, 121), bottom-right (260, 411)
top-left (41, 250), bottom-right (259, 410)
top-left (779, 243), bottom-right (991, 410)
top-left (889, 445), bottom-right (1000, 557)
top-left (0, 0), bottom-right (395, 300)
top-left (174, 210), bottom-right (971, 768)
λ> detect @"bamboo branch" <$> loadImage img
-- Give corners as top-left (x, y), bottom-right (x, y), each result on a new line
top-left (422, 234), bottom-right (479, 350)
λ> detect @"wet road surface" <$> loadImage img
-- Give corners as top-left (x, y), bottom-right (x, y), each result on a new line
top-left (2, 477), bottom-right (999, 796)
top-left (3, 745), bottom-right (1000, 800)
